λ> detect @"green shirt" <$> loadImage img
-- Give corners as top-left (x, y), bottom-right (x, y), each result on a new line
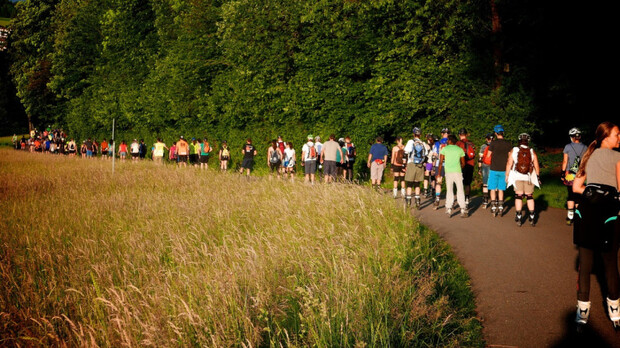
top-left (440, 145), bottom-right (465, 173)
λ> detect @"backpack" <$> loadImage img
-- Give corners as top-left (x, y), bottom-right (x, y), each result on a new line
top-left (411, 140), bottom-right (426, 164)
top-left (567, 144), bottom-right (582, 174)
top-left (515, 147), bottom-right (533, 175)
top-left (346, 143), bottom-right (355, 159)
top-left (221, 147), bottom-right (230, 160)
top-left (464, 141), bottom-right (475, 160)
top-left (482, 146), bottom-right (492, 165)
top-left (308, 144), bottom-right (317, 160)
top-left (270, 148), bottom-right (280, 163)
top-left (394, 146), bottom-right (405, 165)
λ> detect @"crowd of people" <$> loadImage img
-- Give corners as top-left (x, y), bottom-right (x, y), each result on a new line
top-left (9, 121), bottom-right (620, 330)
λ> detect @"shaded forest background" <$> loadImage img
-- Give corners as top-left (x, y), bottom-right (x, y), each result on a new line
top-left (0, 0), bottom-right (614, 157)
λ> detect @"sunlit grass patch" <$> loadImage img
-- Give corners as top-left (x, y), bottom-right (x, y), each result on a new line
top-left (0, 149), bottom-right (482, 347)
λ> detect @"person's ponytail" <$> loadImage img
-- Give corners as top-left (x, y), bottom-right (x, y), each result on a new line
top-left (576, 140), bottom-right (598, 177)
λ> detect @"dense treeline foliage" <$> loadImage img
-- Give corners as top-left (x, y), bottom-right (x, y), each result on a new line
top-left (6, 0), bottom-right (607, 166)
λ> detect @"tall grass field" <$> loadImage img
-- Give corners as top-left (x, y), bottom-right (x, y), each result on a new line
top-left (0, 149), bottom-right (482, 347)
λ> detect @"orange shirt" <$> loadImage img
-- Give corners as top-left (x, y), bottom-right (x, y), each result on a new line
top-left (177, 140), bottom-right (189, 155)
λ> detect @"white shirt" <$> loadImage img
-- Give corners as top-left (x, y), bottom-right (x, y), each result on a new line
top-left (130, 142), bottom-right (140, 153)
top-left (302, 142), bottom-right (317, 161)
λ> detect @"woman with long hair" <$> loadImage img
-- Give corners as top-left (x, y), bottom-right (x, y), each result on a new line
top-left (572, 121), bottom-right (620, 328)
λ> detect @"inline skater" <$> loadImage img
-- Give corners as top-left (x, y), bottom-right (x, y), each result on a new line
top-left (404, 128), bottom-right (428, 208)
top-left (432, 128), bottom-right (450, 209)
top-left (437, 135), bottom-right (468, 218)
top-left (562, 128), bottom-right (587, 225)
top-left (506, 133), bottom-right (540, 226)
top-left (478, 133), bottom-right (494, 208)
top-left (456, 128), bottom-right (476, 208)
top-left (571, 121), bottom-right (620, 329)
top-left (392, 136), bottom-right (406, 199)
top-left (486, 125), bottom-right (512, 217)
top-left (424, 134), bottom-right (435, 198)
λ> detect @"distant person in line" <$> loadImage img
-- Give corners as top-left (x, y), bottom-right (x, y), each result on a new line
top-left (189, 138), bottom-right (199, 166)
top-left (240, 138), bottom-right (257, 176)
top-left (276, 135), bottom-right (286, 175)
top-left (336, 138), bottom-right (349, 180)
top-left (367, 136), bottom-right (389, 191)
top-left (571, 121), bottom-right (620, 329)
top-left (267, 140), bottom-right (283, 179)
top-left (67, 138), bottom-right (77, 156)
top-left (101, 138), bottom-right (109, 159)
top-left (200, 138), bottom-right (212, 170)
top-left (561, 128), bottom-right (587, 225)
top-left (176, 136), bottom-right (189, 167)
top-left (283, 142), bottom-right (296, 181)
top-left (139, 139), bottom-right (147, 160)
top-left (130, 139), bottom-right (140, 161)
top-left (118, 140), bottom-right (128, 160)
top-left (169, 141), bottom-right (177, 164)
top-left (314, 135), bottom-right (323, 176)
top-left (343, 136), bottom-right (356, 181)
top-left (478, 133), bottom-right (494, 209)
top-left (80, 141), bottom-right (86, 158)
top-left (152, 138), bottom-right (168, 164)
top-left (320, 134), bottom-right (343, 184)
top-left (437, 135), bottom-right (468, 218)
top-left (302, 135), bottom-right (318, 184)
top-left (423, 133), bottom-right (436, 198)
top-left (486, 125), bottom-right (512, 217)
top-left (505, 133), bottom-right (540, 226)
top-left (391, 136), bottom-right (406, 199)
top-left (432, 128), bottom-right (450, 208)
top-left (219, 141), bottom-right (230, 171)
top-left (456, 128), bottom-right (476, 208)
top-left (404, 128), bottom-right (428, 208)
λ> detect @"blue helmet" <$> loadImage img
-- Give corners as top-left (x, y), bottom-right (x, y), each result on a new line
top-left (494, 125), bottom-right (504, 133)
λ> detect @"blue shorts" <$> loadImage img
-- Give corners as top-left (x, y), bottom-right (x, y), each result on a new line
top-left (86, 150), bottom-right (93, 157)
top-left (487, 170), bottom-right (506, 191)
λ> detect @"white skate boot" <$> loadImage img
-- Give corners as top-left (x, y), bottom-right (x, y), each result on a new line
top-left (576, 300), bottom-right (591, 326)
top-left (607, 298), bottom-right (620, 329)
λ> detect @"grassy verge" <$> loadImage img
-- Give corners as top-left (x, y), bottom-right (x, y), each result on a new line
top-left (0, 149), bottom-right (482, 347)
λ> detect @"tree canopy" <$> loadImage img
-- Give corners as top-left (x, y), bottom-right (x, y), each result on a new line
top-left (3, 0), bottom-right (610, 156)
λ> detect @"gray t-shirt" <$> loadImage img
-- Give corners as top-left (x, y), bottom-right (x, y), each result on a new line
top-left (563, 142), bottom-right (587, 172)
top-left (321, 140), bottom-right (341, 162)
top-left (585, 148), bottom-right (620, 189)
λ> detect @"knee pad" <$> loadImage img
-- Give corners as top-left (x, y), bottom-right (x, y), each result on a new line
top-left (515, 193), bottom-right (523, 200)
top-left (424, 175), bottom-right (430, 182)
top-left (405, 181), bottom-right (414, 188)
top-left (526, 194), bottom-right (534, 201)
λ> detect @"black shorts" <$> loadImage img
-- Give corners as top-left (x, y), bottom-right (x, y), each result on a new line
top-left (242, 158), bottom-right (254, 170)
top-left (345, 160), bottom-right (355, 170)
top-left (200, 155), bottom-right (209, 164)
top-left (392, 164), bottom-right (405, 173)
top-left (131, 153), bottom-right (139, 158)
top-left (189, 154), bottom-right (198, 163)
top-left (101, 150), bottom-right (108, 155)
top-left (178, 155), bottom-right (188, 162)
top-left (269, 161), bottom-right (280, 171)
top-left (462, 164), bottom-right (474, 186)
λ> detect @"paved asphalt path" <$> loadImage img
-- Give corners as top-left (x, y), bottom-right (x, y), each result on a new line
top-left (406, 194), bottom-right (620, 347)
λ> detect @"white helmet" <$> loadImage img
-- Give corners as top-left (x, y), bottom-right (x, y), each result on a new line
top-left (568, 128), bottom-right (581, 137)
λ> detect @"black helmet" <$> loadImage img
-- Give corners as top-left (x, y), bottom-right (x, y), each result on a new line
top-left (518, 133), bottom-right (531, 142)
top-left (458, 128), bottom-right (468, 135)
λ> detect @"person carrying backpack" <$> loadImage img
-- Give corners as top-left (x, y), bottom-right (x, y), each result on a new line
top-left (320, 134), bottom-right (344, 183)
top-left (302, 135), bottom-right (318, 184)
top-left (506, 133), bottom-right (540, 226)
top-left (267, 140), bottom-right (283, 179)
top-left (391, 136), bottom-right (406, 199)
top-left (404, 128), bottom-right (428, 208)
top-left (456, 128), bottom-right (476, 208)
top-left (478, 133), bottom-right (494, 208)
top-left (283, 142), bottom-right (296, 181)
top-left (562, 128), bottom-right (587, 225)
top-left (200, 138), bottom-right (212, 170)
top-left (219, 141), bottom-right (230, 171)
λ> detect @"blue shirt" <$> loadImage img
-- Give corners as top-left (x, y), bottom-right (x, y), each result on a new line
top-left (369, 143), bottom-right (388, 162)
